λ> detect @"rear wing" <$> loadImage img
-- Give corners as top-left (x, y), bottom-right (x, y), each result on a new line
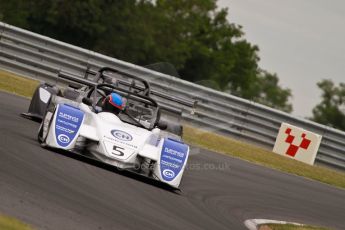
top-left (58, 69), bottom-right (197, 116)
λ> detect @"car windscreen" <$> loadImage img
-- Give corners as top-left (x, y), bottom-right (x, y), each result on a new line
top-left (117, 96), bottom-right (158, 130)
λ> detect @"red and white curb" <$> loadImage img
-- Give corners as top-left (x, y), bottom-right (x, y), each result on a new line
top-left (244, 219), bottom-right (303, 230)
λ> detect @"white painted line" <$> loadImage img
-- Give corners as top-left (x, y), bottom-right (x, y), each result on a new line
top-left (244, 219), bottom-right (303, 230)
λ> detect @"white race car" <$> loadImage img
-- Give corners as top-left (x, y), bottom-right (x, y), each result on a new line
top-left (28, 67), bottom-right (195, 189)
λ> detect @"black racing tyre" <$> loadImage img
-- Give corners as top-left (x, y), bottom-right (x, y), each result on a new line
top-left (37, 107), bottom-right (55, 147)
top-left (37, 122), bottom-right (44, 144)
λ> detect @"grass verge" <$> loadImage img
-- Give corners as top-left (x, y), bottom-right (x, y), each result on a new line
top-left (0, 70), bottom-right (39, 98)
top-left (1, 69), bottom-right (345, 190)
top-left (0, 214), bottom-right (34, 230)
top-left (260, 223), bottom-right (329, 230)
top-left (183, 125), bottom-right (345, 190)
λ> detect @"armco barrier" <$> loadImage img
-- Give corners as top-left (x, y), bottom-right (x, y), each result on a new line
top-left (1, 21), bottom-right (345, 170)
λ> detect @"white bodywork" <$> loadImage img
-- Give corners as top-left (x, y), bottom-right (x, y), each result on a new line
top-left (42, 103), bottom-right (189, 188)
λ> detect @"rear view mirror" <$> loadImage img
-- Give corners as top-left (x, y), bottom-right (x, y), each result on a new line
top-left (82, 97), bottom-right (93, 106)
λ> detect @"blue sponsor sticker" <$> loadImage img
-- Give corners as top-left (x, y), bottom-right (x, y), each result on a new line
top-left (160, 138), bottom-right (189, 181)
top-left (55, 104), bottom-right (84, 147)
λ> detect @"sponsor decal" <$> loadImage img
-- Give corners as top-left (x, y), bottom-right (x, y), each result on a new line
top-left (58, 134), bottom-right (70, 144)
top-left (57, 119), bottom-right (77, 128)
top-left (56, 125), bottom-right (75, 134)
top-left (58, 112), bottom-right (79, 122)
top-left (160, 138), bottom-right (189, 181)
top-left (55, 104), bottom-right (84, 147)
top-left (111, 130), bottom-right (133, 141)
top-left (103, 136), bottom-right (138, 149)
top-left (162, 169), bottom-right (175, 179)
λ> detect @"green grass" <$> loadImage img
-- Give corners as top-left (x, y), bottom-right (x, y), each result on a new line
top-left (260, 223), bottom-right (329, 230)
top-left (1, 69), bottom-right (345, 190)
top-left (0, 214), bottom-right (34, 230)
top-left (0, 70), bottom-right (39, 98)
top-left (183, 126), bottom-right (345, 189)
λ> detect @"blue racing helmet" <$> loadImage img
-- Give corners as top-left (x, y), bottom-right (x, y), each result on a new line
top-left (102, 92), bottom-right (125, 114)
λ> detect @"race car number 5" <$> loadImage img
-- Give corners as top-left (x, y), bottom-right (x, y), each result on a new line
top-left (112, 145), bottom-right (125, 156)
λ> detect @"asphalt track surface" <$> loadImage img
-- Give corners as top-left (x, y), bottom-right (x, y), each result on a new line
top-left (1, 91), bottom-right (345, 230)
